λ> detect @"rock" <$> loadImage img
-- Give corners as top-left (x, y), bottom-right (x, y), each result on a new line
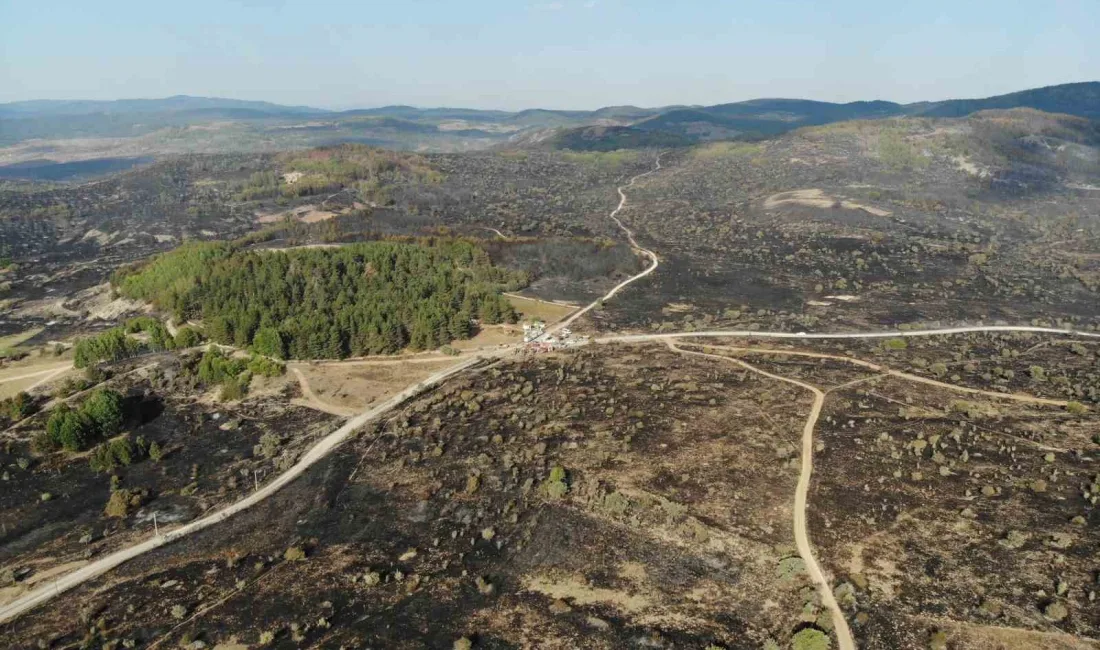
top-left (549, 599), bottom-right (572, 614)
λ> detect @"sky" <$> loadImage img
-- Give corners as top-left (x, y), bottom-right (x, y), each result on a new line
top-left (1, 0), bottom-right (1097, 110)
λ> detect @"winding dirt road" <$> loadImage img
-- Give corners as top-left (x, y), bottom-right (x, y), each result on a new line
top-left (549, 154), bottom-right (663, 335)
top-left (669, 342), bottom-right (856, 650)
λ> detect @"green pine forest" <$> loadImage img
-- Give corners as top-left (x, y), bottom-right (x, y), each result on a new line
top-left (111, 239), bottom-right (527, 359)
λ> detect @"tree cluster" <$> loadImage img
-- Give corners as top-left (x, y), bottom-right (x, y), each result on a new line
top-left (37, 389), bottom-right (126, 452)
top-left (72, 317), bottom-right (180, 369)
top-left (113, 239), bottom-right (525, 359)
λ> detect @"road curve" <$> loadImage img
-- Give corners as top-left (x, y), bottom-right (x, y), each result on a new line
top-left (549, 154), bottom-right (663, 334)
top-left (670, 343), bottom-right (856, 650)
top-left (0, 356), bottom-right (482, 625)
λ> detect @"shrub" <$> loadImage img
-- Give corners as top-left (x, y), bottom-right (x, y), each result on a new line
top-left (104, 489), bottom-right (141, 518)
top-left (173, 325), bottom-right (203, 349)
top-left (171, 604), bottom-right (188, 620)
top-left (2, 392), bottom-right (36, 421)
top-left (543, 465), bottom-right (569, 499)
top-left (255, 433), bottom-right (282, 459)
top-left (247, 354), bottom-right (285, 378)
top-left (218, 378), bottom-right (247, 402)
top-left (88, 436), bottom-right (144, 473)
top-left (882, 338), bottom-right (908, 350)
top-left (284, 546), bottom-right (306, 562)
top-left (1066, 401), bottom-right (1088, 415)
top-left (124, 317), bottom-right (175, 351)
top-left (790, 628), bottom-right (831, 650)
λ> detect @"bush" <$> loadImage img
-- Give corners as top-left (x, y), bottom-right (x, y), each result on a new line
top-left (219, 378), bottom-right (248, 402)
top-left (543, 465), bottom-right (569, 499)
top-left (124, 317), bottom-right (175, 351)
top-left (197, 347), bottom-right (248, 386)
top-left (88, 436), bottom-right (146, 473)
top-left (882, 338), bottom-right (908, 350)
top-left (173, 325), bottom-right (204, 349)
top-left (790, 628), bottom-right (831, 650)
top-left (104, 488), bottom-right (142, 518)
top-left (247, 354), bottom-right (286, 378)
top-left (2, 392), bottom-right (36, 421)
top-left (284, 546), bottom-right (306, 562)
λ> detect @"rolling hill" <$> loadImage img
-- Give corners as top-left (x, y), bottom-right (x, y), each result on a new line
top-left (1, 82), bottom-right (1096, 163)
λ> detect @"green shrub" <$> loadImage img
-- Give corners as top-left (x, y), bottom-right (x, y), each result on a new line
top-left (104, 488), bottom-right (141, 518)
top-left (790, 628), bottom-right (831, 650)
top-left (173, 325), bottom-right (204, 349)
top-left (543, 465), bottom-right (569, 499)
top-left (247, 354), bottom-right (285, 378)
top-left (219, 377), bottom-right (247, 401)
top-left (882, 338), bottom-right (908, 350)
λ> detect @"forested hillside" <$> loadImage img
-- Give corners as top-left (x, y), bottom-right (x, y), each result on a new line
top-left (112, 239), bottom-right (526, 358)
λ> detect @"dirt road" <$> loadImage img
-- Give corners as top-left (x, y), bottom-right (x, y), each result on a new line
top-left (669, 342), bottom-right (856, 650)
top-left (0, 355), bottom-right (482, 624)
top-left (548, 154), bottom-right (663, 335)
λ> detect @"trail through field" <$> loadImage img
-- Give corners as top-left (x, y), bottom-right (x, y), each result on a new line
top-left (290, 367), bottom-right (359, 417)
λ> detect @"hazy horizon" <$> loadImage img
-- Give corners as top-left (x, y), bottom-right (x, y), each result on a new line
top-left (2, 0), bottom-right (1098, 111)
top-left (2, 78), bottom-right (1099, 114)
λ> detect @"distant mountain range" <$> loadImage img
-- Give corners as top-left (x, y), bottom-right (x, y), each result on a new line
top-left (1, 82), bottom-right (1097, 157)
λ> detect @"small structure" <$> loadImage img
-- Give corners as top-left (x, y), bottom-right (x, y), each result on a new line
top-left (522, 321), bottom-right (546, 343)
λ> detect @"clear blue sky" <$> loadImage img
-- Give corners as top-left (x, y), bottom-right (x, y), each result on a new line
top-left (1, 0), bottom-right (1097, 110)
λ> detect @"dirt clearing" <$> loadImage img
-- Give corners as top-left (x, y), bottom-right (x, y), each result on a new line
top-left (764, 188), bottom-right (891, 216)
top-left (288, 358), bottom-right (461, 412)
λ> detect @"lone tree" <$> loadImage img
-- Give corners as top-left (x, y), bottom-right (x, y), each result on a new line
top-left (83, 389), bottom-right (125, 437)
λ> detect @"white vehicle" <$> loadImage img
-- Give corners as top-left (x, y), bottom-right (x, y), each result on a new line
top-left (796, 332), bottom-right (807, 336)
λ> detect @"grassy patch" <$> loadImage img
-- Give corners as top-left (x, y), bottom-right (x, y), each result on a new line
top-left (0, 327), bottom-right (45, 358)
top-left (690, 141), bottom-right (765, 161)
